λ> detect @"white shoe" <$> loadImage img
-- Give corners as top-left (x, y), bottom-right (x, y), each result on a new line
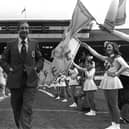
top-left (8, 93), bottom-right (11, 96)
top-left (0, 96), bottom-right (5, 101)
top-left (62, 99), bottom-right (68, 102)
top-left (116, 124), bottom-right (120, 129)
top-left (56, 96), bottom-right (60, 100)
top-left (105, 124), bottom-right (116, 129)
top-left (85, 110), bottom-right (96, 116)
top-left (69, 102), bottom-right (77, 107)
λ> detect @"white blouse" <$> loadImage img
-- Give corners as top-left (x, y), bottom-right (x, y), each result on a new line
top-left (85, 68), bottom-right (95, 79)
top-left (107, 56), bottom-right (129, 76)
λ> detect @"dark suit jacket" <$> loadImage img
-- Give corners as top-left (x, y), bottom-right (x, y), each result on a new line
top-left (1, 38), bottom-right (44, 88)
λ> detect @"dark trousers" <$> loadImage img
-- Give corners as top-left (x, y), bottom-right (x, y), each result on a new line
top-left (10, 87), bottom-right (36, 129)
top-left (69, 85), bottom-right (78, 103)
top-left (84, 91), bottom-right (96, 111)
top-left (119, 75), bottom-right (129, 109)
top-left (104, 90), bottom-right (120, 123)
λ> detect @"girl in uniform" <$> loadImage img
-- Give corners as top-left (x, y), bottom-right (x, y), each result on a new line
top-left (56, 73), bottom-right (68, 102)
top-left (68, 65), bottom-right (79, 107)
top-left (73, 55), bottom-right (97, 116)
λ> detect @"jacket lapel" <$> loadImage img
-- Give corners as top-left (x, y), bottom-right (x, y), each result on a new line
top-left (14, 39), bottom-right (20, 56)
top-left (28, 39), bottom-right (31, 54)
top-left (16, 38), bottom-right (25, 61)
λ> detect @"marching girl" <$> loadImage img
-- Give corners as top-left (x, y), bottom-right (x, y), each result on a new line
top-left (81, 41), bottom-right (129, 129)
top-left (73, 55), bottom-right (97, 116)
top-left (99, 25), bottom-right (129, 123)
top-left (68, 65), bottom-right (79, 107)
top-left (56, 73), bottom-right (68, 102)
top-left (55, 75), bottom-right (62, 100)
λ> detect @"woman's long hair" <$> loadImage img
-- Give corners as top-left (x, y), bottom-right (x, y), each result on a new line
top-left (104, 41), bottom-right (121, 57)
top-left (104, 41), bottom-right (121, 69)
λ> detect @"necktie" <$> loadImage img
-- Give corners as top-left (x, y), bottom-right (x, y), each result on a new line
top-left (21, 40), bottom-right (27, 59)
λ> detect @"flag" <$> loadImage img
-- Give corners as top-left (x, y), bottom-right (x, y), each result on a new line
top-left (46, 0), bottom-right (94, 84)
top-left (45, 38), bottom-right (80, 84)
top-left (51, 0), bottom-right (94, 59)
top-left (115, 0), bottom-right (127, 26)
top-left (104, 0), bottom-right (127, 29)
top-left (51, 31), bottom-right (71, 58)
top-left (21, 8), bottom-right (26, 14)
top-left (68, 0), bottom-right (95, 37)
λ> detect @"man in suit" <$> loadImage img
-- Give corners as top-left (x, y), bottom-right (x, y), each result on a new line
top-left (1, 21), bottom-right (43, 129)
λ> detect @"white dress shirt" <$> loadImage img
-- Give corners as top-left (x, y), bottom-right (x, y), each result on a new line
top-left (18, 38), bottom-right (29, 53)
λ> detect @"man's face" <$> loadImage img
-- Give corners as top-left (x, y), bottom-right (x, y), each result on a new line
top-left (19, 22), bottom-right (29, 40)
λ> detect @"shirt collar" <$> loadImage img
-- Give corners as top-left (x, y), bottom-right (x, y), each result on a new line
top-left (18, 37), bottom-right (28, 45)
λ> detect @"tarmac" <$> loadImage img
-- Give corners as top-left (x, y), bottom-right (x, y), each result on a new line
top-left (0, 88), bottom-right (128, 129)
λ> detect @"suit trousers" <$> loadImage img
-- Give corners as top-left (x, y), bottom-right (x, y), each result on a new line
top-left (10, 87), bottom-right (37, 129)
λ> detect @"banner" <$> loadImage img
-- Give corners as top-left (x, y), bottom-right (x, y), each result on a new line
top-left (51, 0), bottom-right (94, 60)
top-left (45, 0), bottom-right (94, 84)
top-left (104, 0), bottom-right (127, 29)
top-left (68, 0), bottom-right (95, 37)
top-left (45, 38), bottom-right (80, 84)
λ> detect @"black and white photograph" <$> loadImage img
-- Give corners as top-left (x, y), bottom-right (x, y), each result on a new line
top-left (0, 0), bottom-right (129, 129)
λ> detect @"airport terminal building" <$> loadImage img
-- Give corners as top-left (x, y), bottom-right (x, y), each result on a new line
top-left (0, 20), bottom-right (129, 74)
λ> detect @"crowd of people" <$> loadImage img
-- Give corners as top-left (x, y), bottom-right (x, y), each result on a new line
top-left (39, 41), bottom-right (129, 129)
top-left (0, 21), bottom-right (129, 129)
top-left (41, 54), bottom-right (96, 112)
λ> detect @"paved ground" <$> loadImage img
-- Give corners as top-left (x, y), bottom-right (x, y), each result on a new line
top-left (0, 88), bottom-right (128, 129)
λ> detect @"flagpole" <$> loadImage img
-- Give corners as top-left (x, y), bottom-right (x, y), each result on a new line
top-left (21, 7), bottom-right (27, 19)
top-left (24, 7), bottom-right (27, 19)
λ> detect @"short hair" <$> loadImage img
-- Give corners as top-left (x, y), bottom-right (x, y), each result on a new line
top-left (18, 21), bottom-right (29, 29)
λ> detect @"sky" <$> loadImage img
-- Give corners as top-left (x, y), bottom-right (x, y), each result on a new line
top-left (0, 0), bottom-right (129, 28)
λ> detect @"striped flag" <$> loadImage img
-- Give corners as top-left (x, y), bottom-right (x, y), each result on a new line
top-left (104, 0), bottom-right (127, 29)
top-left (68, 0), bottom-right (95, 37)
